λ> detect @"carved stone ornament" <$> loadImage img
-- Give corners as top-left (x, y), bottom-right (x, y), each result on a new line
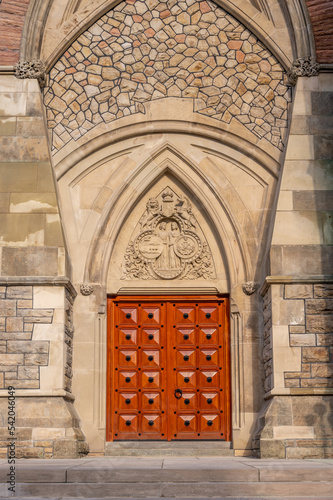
top-left (80, 283), bottom-right (94, 296)
top-left (14, 60), bottom-right (46, 87)
top-left (287, 56), bottom-right (320, 86)
top-left (242, 282), bottom-right (257, 295)
top-left (122, 187), bottom-right (215, 280)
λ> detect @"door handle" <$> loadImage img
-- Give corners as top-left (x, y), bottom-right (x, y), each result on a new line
top-left (174, 389), bottom-right (182, 400)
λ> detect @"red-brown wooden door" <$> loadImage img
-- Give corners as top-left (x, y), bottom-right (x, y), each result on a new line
top-left (107, 296), bottom-right (231, 441)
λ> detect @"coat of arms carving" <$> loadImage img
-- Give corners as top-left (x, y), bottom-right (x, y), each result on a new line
top-left (122, 187), bottom-right (215, 280)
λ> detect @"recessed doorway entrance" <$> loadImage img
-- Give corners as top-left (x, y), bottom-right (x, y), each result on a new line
top-left (107, 296), bottom-right (231, 441)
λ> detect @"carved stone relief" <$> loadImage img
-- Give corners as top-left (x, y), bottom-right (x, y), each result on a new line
top-left (122, 188), bottom-right (215, 281)
top-left (14, 60), bottom-right (46, 87)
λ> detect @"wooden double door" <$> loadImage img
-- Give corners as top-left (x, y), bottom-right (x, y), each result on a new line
top-left (107, 296), bottom-right (231, 441)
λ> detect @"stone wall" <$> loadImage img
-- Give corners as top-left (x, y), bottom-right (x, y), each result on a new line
top-left (258, 71), bottom-right (333, 458)
top-left (44, 0), bottom-right (291, 153)
top-left (0, 286), bottom-right (52, 390)
top-left (0, 76), bottom-right (67, 278)
top-left (257, 281), bottom-right (333, 458)
top-left (0, 284), bottom-right (88, 459)
top-left (284, 284), bottom-right (333, 390)
top-left (305, 0), bottom-right (333, 64)
top-left (270, 75), bottom-right (333, 275)
top-left (0, 397), bottom-right (88, 458)
top-left (262, 283), bottom-right (333, 395)
top-left (257, 395), bottom-right (333, 459)
top-left (0, 0), bottom-right (30, 64)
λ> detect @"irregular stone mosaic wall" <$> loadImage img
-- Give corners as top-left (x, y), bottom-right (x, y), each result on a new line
top-left (44, 0), bottom-right (291, 153)
top-left (0, 286), bottom-right (52, 389)
top-left (284, 284), bottom-right (333, 389)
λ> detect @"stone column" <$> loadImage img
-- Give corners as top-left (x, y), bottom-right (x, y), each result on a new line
top-left (256, 72), bottom-right (333, 459)
top-left (0, 69), bottom-right (88, 458)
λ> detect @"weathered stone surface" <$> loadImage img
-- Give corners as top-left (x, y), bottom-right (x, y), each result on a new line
top-left (311, 363), bottom-right (333, 378)
top-left (316, 334), bottom-right (333, 346)
top-left (302, 347), bottom-right (329, 362)
top-left (270, 245), bottom-right (333, 276)
top-left (306, 299), bottom-right (333, 315)
top-left (7, 340), bottom-right (49, 354)
top-left (260, 439), bottom-right (285, 459)
top-left (0, 300), bottom-right (16, 316)
top-left (0, 353), bottom-right (24, 365)
top-left (314, 284), bottom-right (333, 298)
top-left (24, 353), bottom-right (49, 365)
top-left (2, 247), bottom-right (58, 276)
top-left (285, 284), bottom-right (313, 299)
top-left (306, 315), bottom-right (333, 333)
top-left (290, 334), bottom-right (316, 347)
top-left (6, 286), bottom-right (32, 299)
top-left (6, 316), bottom-right (24, 332)
top-left (293, 191), bottom-right (333, 211)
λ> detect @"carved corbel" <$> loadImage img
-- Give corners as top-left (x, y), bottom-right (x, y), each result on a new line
top-left (14, 60), bottom-right (46, 88)
top-left (287, 56), bottom-right (320, 85)
top-left (80, 283), bottom-right (94, 296)
top-left (242, 282), bottom-right (257, 295)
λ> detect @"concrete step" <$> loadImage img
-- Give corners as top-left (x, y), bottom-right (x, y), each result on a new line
top-left (1, 457), bottom-right (333, 499)
top-left (7, 498), bottom-right (333, 500)
top-left (105, 440), bottom-right (234, 457)
top-left (5, 481), bottom-right (333, 498)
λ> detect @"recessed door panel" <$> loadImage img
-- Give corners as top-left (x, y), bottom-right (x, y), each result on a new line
top-left (107, 297), bottom-right (230, 441)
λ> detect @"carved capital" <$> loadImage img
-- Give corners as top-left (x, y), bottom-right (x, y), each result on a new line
top-left (14, 60), bottom-right (46, 87)
top-left (242, 282), bottom-right (257, 295)
top-left (80, 283), bottom-right (94, 296)
top-left (287, 57), bottom-right (320, 85)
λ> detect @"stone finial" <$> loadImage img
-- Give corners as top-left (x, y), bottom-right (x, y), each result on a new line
top-left (242, 281), bottom-right (257, 295)
top-left (80, 283), bottom-right (94, 296)
top-left (287, 56), bottom-right (320, 85)
top-left (14, 60), bottom-right (46, 87)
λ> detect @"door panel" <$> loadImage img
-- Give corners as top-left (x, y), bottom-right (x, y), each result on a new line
top-left (107, 296), bottom-right (230, 441)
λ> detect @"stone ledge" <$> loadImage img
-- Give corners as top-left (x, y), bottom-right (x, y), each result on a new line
top-left (0, 66), bottom-right (15, 74)
top-left (264, 388), bottom-right (333, 399)
top-left (0, 277), bottom-right (77, 298)
top-left (0, 390), bottom-right (75, 400)
top-left (260, 275), bottom-right (333, 295)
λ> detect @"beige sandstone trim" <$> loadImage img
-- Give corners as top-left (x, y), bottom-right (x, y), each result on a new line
top-left (117, 287), bottom-right (220, 295)
top-left (0, 66), bottom-right (15, 74)
top-left (260, 275), bottom-right (333, 295)
top-left (0, 277), bottom-right (77, 297)
top-left (264, 388), bottom-right (333, 399)
top-left (0, 390), bottom-right (75, 400)
top-left (54, 119), bottom-right (281, 178)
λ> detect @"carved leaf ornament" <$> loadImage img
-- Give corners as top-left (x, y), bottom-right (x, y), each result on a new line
top-left (123, 188), bottom-right (215, 280)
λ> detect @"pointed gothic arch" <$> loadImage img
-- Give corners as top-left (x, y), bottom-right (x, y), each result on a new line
top-left (82, 142), bottom-right (253, 291)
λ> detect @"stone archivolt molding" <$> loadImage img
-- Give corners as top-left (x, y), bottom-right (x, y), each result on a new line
top-left (122, 187), bottom-right (215, 281)
top-left (287, 56), bottom-right (320, 85)
top-left (68, 141), bottom-right (257, 289)
top-left (44, 0), bottom-right (291, 154)
top-left (14, 59), bottom-right (47, 87)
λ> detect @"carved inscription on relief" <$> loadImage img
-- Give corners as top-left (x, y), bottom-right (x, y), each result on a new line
top-left (123, 188), bottom-right (215, 280)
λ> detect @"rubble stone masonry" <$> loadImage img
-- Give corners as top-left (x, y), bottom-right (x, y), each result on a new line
top-left (284, 284), bottom-right (333, 389)
top-left (44, 0), bottom-right (291, 153)
top-left (0, 286), bottom-right (52, 390)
